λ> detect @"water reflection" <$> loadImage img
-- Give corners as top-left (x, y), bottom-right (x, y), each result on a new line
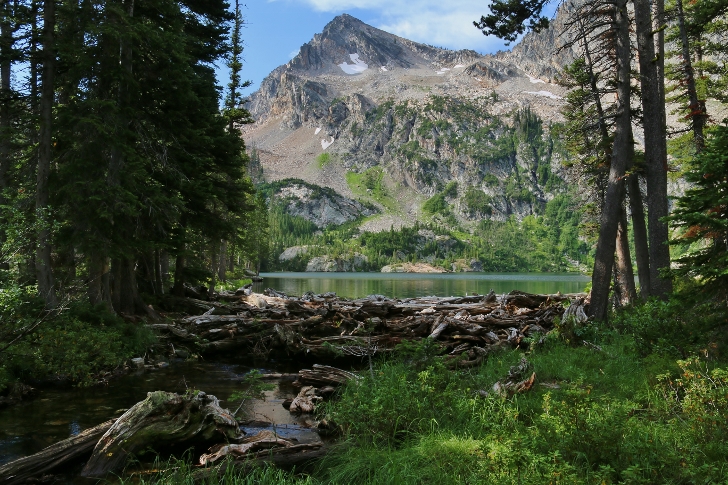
top-left (257, 272), bottom-right (590, 299)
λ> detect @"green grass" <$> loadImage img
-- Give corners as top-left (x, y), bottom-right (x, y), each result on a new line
top-left (316, 153), bottom-right (332, 168)
top-left (345, 168), bottom-right (400, 213)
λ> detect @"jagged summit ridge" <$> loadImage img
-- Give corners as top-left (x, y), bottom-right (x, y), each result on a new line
top-left (287, 13), bottom-right (481, 74)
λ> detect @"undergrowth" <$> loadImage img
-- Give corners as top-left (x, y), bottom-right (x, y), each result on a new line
top-left (0, 274), bottom-right (155, 393)
top-left (116, 291), bottom-right (728, 484)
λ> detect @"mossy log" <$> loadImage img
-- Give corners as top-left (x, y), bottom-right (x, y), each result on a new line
top-left (81, 391), bottom-right (239, 478)
top-left (0, 418), bottom-right (115, 484)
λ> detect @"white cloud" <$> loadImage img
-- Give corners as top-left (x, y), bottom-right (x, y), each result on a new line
top-left (284, 0), bottom-right (511, 53)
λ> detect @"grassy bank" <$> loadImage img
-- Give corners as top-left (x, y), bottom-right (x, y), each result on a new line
top-left (126, 291), bottom-right (728, 484)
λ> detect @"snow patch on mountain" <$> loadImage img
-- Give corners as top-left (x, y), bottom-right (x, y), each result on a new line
top-left (321, 137), bottom-right (334, 149)
top-left (339, 53), bottom-right (368, 74)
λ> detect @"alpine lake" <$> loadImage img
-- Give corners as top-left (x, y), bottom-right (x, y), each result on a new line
top-left (0, 272), bottom-right (589, 480)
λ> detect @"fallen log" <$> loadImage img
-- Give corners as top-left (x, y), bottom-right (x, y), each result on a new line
top-left (191, 443), bottom-right (326, 481)
top-left (298, 364), bottom-right (360, 386)
top-left (0, 419), bottom-right (116, 484)
top-left (81, 391), bottom-right (240, 478)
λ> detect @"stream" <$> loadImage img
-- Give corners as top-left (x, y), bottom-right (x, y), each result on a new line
top-left (0, 356), bottom-right (307, 475)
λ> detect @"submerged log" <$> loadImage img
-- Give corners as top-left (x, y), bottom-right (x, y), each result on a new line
top-left (81, 391), bottom-right (239, 478)
top-left (0, 419), bottom-right (116, 484)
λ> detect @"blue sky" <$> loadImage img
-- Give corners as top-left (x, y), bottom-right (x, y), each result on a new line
top-left (226, 1), bottom-right (559, 97)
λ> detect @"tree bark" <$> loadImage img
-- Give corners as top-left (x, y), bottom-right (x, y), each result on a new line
top-left (172, 250), bottom-right (186, 297)
top-left (111, 256), bottom-right (139, 315)
top-left (615, 205), bottom-right (637, 306)
top-left (635, 0), bottom-right (673, 299)
top-left (87, 254), bottom-right (113, 310)
top-left (589, 0), bottom-right (632, 321)
top-left (36, 0), bottom-right (57, 309)
top-left (626, 176), bottom-right (651, 298)
top-left (675, 0), bottom-right (707, 153)
top-left (160, 249), bottom-right (170, 290)
top-left (0, 2), bottom-right (12, 271)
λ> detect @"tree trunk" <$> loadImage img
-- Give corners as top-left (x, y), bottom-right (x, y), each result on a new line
top-left (153, 248), bottom-right (164, 295)
top-left (172, 250), bottom-right (186, 297)
top-left (635, 0), bottom-right (673, 299)
top-left (36, 0), bottom-right (57, 309)
top-left (589, 1), bottom-right (632, 321)
top-left (87, 254), bottom-right (113, 311)
top-left (615, 205), bottom-right (637, 306)
top-left (160, 249), bottom-right (169, 290)
top-left (0, 2), bottom-right (12, 271)
top-left (218, 241), bottom-right (227, 282)
top-left (111, 256), bottom-right (139, 315)
top-left (627, 176), bottom-right (651, 298)
top-left (675, 0), bottom-right (707, 153)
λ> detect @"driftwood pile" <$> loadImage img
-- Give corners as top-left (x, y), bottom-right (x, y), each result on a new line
top-left (152, 290), bottom-right (583, 365)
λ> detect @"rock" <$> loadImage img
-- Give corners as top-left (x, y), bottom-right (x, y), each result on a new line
top-left (279, 245), bottom-right (312, 262)
top-left (174, 349), bottom-right (190, 359)
top-left (269, 182), bottom-right (377, 228)
top-left (380, 262), bottom-right (447, 273)
top-left (131, 358), bottom-right (145, 368)
top-left (305, 253), bottom-right (368, 272)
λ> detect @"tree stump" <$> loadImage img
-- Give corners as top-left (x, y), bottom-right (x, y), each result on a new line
top-left (81, 391), bottom-right (239, 478)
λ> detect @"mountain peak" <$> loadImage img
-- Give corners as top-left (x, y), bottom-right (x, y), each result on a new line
top-left (288, 14), bottom-right (413, 73)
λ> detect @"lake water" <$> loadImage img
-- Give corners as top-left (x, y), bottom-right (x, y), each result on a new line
top-left (254, 272), bottom-right (590, 299)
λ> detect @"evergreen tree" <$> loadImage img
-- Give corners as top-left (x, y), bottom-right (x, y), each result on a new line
top-left (668, 126), bottom-right (728, 296)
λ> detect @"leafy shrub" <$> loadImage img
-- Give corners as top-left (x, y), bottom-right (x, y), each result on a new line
top-left (0, 283), bottom-right (154, 391)
top-left (611, 298), bottom-right (706, 358)
top-left (422, 193), bottom-right (448, 215)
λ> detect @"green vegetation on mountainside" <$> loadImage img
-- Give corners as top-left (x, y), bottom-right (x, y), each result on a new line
top-left (263, 191), bottom-right (590, 272)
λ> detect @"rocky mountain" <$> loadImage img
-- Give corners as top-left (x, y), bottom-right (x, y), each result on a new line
top-left (243, 9), bottom-right (588, 271)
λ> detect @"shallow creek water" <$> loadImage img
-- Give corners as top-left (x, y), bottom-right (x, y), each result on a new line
top-left (0, 356), bottom-right (308, 473)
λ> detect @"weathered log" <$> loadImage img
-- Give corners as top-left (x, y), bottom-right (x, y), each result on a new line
top-left (486, 357), bottom-right (537, 397)
top-left (289, 386), bottom-right (321, 414)
top-left (81, 391), bottom-right (239, 478)
top-left (192, 443), bottom-right (326, 481)
top-left (199, 429), bottom-right (295, 465)
top-left (428, 321), bottom-right (448, 340)
top-left (149, 323), bottom-right (190, 338)
top-left (0, 418), bottom-right (116, 484)
top-left (298, 365), bottom-right (360, 386)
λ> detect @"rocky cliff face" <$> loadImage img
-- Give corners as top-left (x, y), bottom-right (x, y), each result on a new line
top-left (243, 11), bottom-right (573, 230)
top-left (496, 1), bottom-right (579, 82)
top-left (267, 180), bottom-right (377, 227)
